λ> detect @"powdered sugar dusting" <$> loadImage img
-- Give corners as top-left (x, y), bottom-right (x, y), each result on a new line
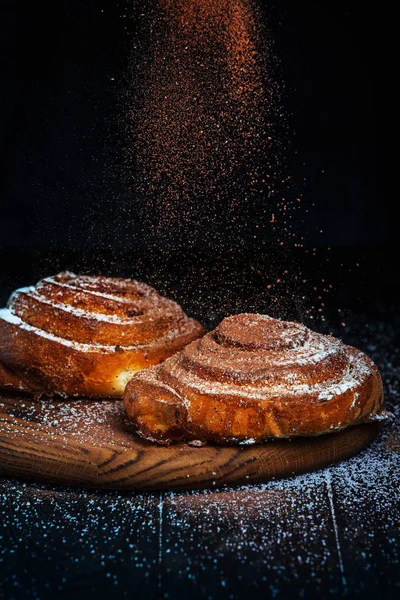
top-left (129, 314), bottom-right (383, 443)
top-left (167, 346), bottom-right (370, 401)
top-left (0, 308), bottom-right (199, 354)
top-left (0, 319), bottom-right (398, 597)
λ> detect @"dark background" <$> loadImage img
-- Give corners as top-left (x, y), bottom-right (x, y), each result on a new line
top-left (0, 0), bottom-right (390, 332)
top-left (1, 5), bottom-right (399, 600)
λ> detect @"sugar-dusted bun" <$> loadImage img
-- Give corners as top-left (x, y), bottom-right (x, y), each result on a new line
top-left (124, 313), bottom-right (386, 444)
top-left (0, 272), bottom-right (204, 398)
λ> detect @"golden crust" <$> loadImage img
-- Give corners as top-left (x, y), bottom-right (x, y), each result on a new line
top-left (124, 313), bottom-right (385, 444)
top-left (0, 272), bottom-right (204, 398)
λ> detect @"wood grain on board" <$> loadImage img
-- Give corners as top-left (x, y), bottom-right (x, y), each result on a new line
top-left (0, 393), bottom-right (380, 491)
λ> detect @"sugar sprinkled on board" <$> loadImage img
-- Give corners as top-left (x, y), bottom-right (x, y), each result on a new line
top-left (0, 318), bottom-right (399, 597)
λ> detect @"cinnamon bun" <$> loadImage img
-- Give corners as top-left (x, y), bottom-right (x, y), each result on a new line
top-left (0, 272), bottom-right (204, 398)
top-left (124, 313), bottom-right (386, 444)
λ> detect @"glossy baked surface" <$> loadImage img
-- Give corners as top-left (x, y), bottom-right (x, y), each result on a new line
top-left (0, 272), bottom-right (204, 397)
top-left (125, 314), bottom-right (384, 444)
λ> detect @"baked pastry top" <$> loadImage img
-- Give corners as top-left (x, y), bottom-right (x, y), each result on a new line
top-left (0, 272), bottom-right (204, 398)
top-left (124, 313), bottom-right (386, 444)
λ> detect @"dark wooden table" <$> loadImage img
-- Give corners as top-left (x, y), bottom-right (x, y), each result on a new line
top-left (0, 315), bottom-right (399, 600)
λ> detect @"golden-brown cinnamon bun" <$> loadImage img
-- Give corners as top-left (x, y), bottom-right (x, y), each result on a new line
top-left (124, 313), bottom-right (386, 444)
top-left (0, 272), bottom-right (204, 398)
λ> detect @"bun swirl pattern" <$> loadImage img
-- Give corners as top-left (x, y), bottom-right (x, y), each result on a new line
top-left (124, 313), bottom-right (386, 444)
top-left (0, 272), bottom-right (204, 397)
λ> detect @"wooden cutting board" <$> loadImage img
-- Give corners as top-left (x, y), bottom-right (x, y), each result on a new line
top-left (0, 392), bottom-right (380, 491)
